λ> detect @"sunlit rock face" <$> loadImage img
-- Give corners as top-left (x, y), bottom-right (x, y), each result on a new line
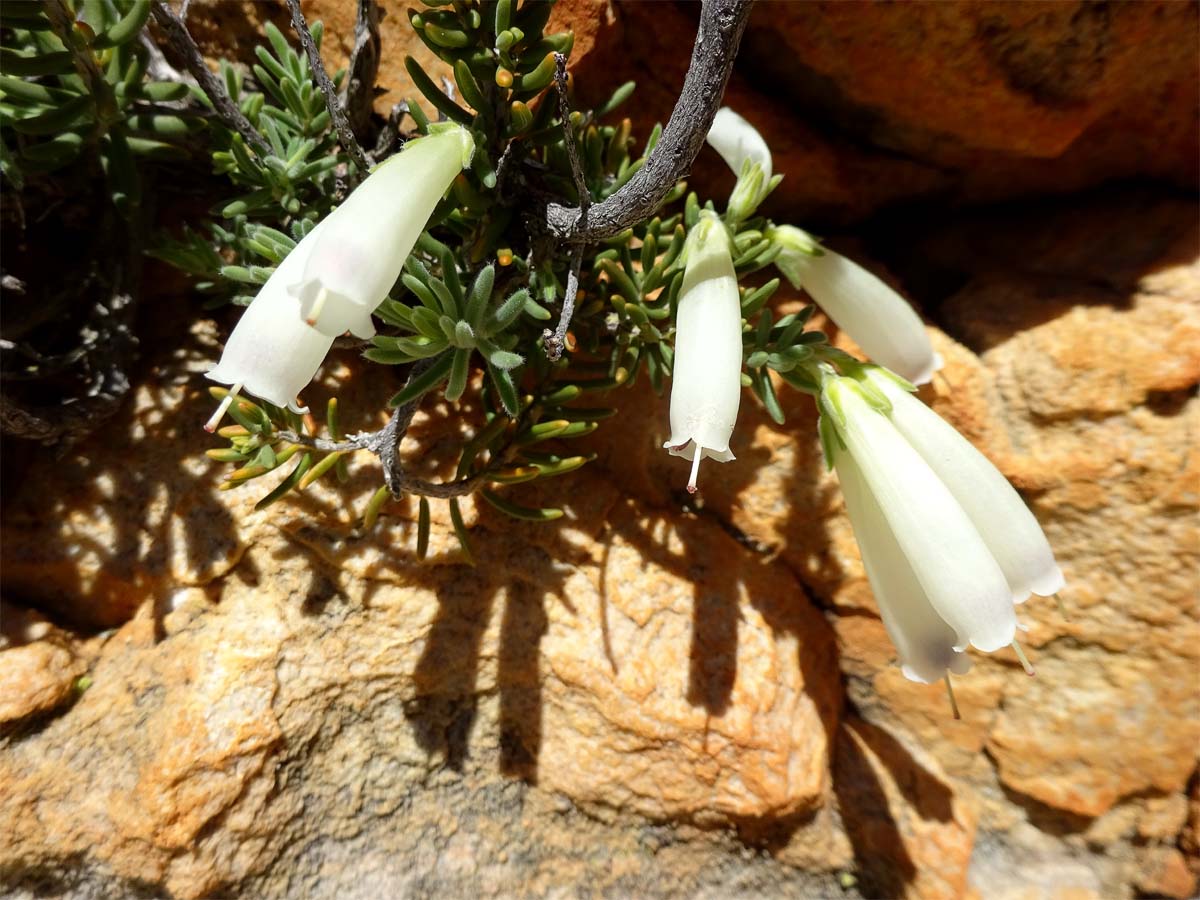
top-left (0, 3), bottom-right (1197, 898)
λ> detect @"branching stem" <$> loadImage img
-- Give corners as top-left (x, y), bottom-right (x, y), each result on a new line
top-left (276, 358), bottom-right (492, 499)
top-left (544, 0), bottom-right (753, 243)
top-left (150, 2), bottom-right (271, 156)
top-left (544, 53), bottom-right (590, 360)
top-left (284, 0), bottom-right (371, 174)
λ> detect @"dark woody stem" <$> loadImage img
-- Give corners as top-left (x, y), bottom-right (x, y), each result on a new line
top-left (150, 1), bottom-right (272, 157)
top-left (543, 0), bottom-right (753, 243)
top-left (284, 0), bottom-right (372, 174)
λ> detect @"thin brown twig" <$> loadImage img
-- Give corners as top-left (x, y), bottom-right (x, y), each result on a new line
top-left (544, 0), bottom-right (753, 243)
top-left (150, 2), bottom-right (271, 156)
top-left (284, 0), bottom-right (371, 174)
top-left (544, 54), bottom-right (589, 361)
top-left (554, 54), bottom-right (589, 221)
top-left (275, 357), bottom-right (485, 498)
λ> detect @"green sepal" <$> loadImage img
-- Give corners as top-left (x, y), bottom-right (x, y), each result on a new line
top-left (817, 414), bottom-right (842, 472)
top-left (752, 369), bottom-right (786, 425)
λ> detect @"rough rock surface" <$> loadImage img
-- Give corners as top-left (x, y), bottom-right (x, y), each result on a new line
top-left (176, 0), bottom-right (1196, 224)
top-left (3, 4), bottom-right (1198, 900)
top-left (3, 187), bottom-right (1196, 898)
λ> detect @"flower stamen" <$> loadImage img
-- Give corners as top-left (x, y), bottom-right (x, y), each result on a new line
top-left (1011, 640), bottom-right (1035, 676)
top-left (205, 382), bottom-right (243, 433)
top-left (687, 447), bottom-right (703, 494)
top-left (1053, 593), bottom-right (1067, 619)
top-left (305, 287), bottom-right (329, 327)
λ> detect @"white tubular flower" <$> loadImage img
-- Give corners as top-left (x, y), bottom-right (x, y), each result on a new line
top-left (863, 367), bottom-right (1065, 602)
top-left (293, 123), bottom-right (476, 338)
top-left (821, 374), bottom-right (1018, 663)
top-left (706, 107), bottom-right (774, 221)
top-left (205, 221), bottom-right (334, 428)
top-left (835, 448), bottom-right (973, 684)
top-left (663, 212), bottom-right (743, 494)
top-left (767, 224), bottom-right (943, 385)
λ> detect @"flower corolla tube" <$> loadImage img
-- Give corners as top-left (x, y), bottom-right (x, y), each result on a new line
top-left (204, 123), bottom-right (474, 430)
top-left (819, 366), bottom-right (1064, 684)
top-left (768, 225), bottom-right (943, 385)
top-left (663, 212), bottom-right (743, 494)
top-left (293, 123), bottom-right (475, 338)
top-left (205, 220), bottom-right (335, 427)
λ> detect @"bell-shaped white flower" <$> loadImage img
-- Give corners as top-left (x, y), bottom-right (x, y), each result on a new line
top-left (706, 107), bottom-right (774, 221)
top-left (767, 225), bottom-right (942, 386)
top-left (292, 123), bottom-right (476, 338)
top-left (204, 124), bottom-right (475, 432)
top-left (763, 226), bottom-right (940, 386)
top-left (821, 374), bottom-right (1019, 667)
top-left (663, 212), bottom-right (743, 493)
top-left (835, 448), bottom-right (973, 684)
top-left (863, 367), bottom-right (1065, 602)
top-left (205, 220), bottom-right (335, 428)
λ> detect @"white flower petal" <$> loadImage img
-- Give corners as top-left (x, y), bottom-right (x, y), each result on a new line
top-left (706, 107), bottom-right (772, 185)
top-left (769, 226), bottom-right (940, 385)
top-left (835, 448), bottom-right (971, 684)
top-left (295, 125), bottom-right (475, 336)
top-left (827, 377), bottom-right (1016, 652)
top-left (207, 222), bottom-right (334, 408)
top-left (867, 369), bottom-right (1065, 600)
top-left (664, 215), bottom-right (743, 462)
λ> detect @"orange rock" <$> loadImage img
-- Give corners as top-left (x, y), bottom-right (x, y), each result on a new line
top-left (833, 716), bottom-right (978, 900)
top-left (0, 638), bottom-right (84, 724)
top-left (739, 1), bottom-right (1198, 215)
top-left (0, 318), bottom-right (841, 896)
top-left (1136, 847), bottom-right (1198, 900)
top-left (177, 1), bottom-right (1196, 224)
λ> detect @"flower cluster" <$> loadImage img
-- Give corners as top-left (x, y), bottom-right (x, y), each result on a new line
top-left (205, 124), bottom-right (475, 429)
top-left (195, 39), bottom-right (1064, 697)
top-left (820, 366), bottom-right (1063, 684)
top-left (660, 107), bottom-right (1063, 691)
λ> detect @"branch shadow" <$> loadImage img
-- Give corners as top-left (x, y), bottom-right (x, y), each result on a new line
top-left (860, 183), bottom-right (1200, 352)
top-left (0, 295), bottom-right (256, 638)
